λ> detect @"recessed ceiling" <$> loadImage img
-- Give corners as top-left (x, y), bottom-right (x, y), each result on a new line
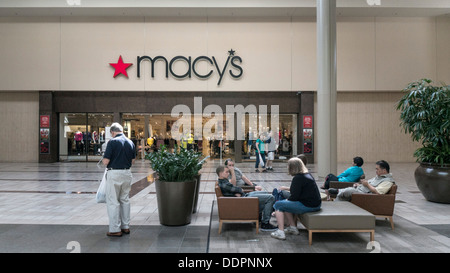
top-left (0, 0), bottom-right (449, 17)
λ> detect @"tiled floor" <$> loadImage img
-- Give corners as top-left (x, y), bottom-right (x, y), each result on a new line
top-left (0, 159), bottom-right (449, 253)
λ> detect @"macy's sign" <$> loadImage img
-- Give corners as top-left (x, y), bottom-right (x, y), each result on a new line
top-left (109, 49), bottom-right (243, 86)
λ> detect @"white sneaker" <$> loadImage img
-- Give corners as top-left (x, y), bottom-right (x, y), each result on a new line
top-left (285, 226), bottom-right (299, 235)
top-left (271, 229), bottom-right (286, 240)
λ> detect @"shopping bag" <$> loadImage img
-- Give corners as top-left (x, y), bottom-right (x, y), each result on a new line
top-left (96, 169), bottom-right (107, 203)
top-left (258, 153), bottom-right (265, 167)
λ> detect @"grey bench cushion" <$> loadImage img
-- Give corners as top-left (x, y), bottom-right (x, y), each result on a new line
top-left (298, 201), bottom-right (375, 230)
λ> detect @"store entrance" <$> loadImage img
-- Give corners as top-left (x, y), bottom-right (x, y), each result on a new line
top-left (58, 112), bottom-right (297, 162)
top-left (122, 113), bottom-right (297, 161)
top-left (240, 113), bottom-right (297, 161)
top-left (59, 113), bottom-right (114, 162)
top-left (122, 113), bottom-right (235, 159)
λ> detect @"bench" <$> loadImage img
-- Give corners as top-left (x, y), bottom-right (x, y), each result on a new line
top-left (297, 201), bottom-right (375, 245)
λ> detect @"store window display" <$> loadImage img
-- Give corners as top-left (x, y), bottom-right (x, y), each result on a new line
top-left (59, 113), bottom-right (113, 162)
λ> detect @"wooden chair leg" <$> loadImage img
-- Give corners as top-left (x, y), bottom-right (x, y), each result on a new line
top-left (308, 230), bottom-right (313, 245)
top-left (218, 221), bottom-right (223, 234)
top-left (388, 216), bottom-right (394, 230)
top-left (255, 221), bottom-right (259, 234)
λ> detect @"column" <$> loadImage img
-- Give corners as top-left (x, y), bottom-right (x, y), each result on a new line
top-left (234, 113), bottom-right (242, 163)
top-left (317, 0), bottom-right (337, 177)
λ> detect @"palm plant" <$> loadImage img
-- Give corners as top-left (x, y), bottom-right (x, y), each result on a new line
top-left (396, 79), bottom-right (450, 166)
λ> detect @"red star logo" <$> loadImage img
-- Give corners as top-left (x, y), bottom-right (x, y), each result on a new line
top-left (109, 55), bottom-right (132, 78)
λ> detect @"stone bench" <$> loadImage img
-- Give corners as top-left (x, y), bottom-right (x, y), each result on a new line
top-left (297, 201), bottom-right (375, 245)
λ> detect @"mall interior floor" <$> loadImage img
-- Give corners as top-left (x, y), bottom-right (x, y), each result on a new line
top-left (0, 159), bottom-right (449, 253)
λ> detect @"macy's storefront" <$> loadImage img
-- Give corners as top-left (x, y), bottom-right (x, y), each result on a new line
top-left (37, 48), bottom-right (314, 163)
top-left (2, 13), bottom-right (446, 164)
top-left (41, 89), bottom-right (313, 163)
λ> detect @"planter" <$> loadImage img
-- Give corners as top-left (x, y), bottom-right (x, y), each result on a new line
top-left (414, 163), bottom-right (450, 204)
top-left (192, 174), bottom-right (201, 213)
top-left (155, 179), bottom-right (196, 226)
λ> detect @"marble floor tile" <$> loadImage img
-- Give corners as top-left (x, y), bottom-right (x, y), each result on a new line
top-left (0, 159), bottom-right (449, 253)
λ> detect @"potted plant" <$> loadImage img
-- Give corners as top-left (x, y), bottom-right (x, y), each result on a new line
top-left (146, 146), bottom-right (208, 225)
top-left (396, 79), bottom-right (450, 203)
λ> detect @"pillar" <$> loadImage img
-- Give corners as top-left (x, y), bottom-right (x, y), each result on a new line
top-left (317, 0), bottom-right (337, 177)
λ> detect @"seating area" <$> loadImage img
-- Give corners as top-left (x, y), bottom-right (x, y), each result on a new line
top-left (209, 160), bottom-right (450, 252)
top-left (214, 175), bottom-right (392, 245)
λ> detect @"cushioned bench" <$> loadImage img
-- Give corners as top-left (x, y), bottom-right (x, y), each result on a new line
top-left (297, 201), bottom-right (375, 245)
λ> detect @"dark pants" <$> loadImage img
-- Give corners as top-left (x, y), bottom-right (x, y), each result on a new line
top-left (323, 173), bottom-right (339, 189)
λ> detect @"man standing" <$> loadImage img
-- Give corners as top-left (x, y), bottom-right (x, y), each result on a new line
top-left (102, 123), bottom-right (136, 237)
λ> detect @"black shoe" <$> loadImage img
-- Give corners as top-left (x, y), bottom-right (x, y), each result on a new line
top-left (260, 223), bottom-right (278, 232)
top-left (328, 188), bottom-right (339, 195)
top-left (106, 232), bottom-right (122, 237)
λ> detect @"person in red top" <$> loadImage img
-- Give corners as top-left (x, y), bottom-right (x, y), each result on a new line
top-left (74, 128), bottom-right (83, 155)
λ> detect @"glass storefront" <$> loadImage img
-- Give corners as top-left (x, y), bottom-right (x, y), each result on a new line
top-left (59, 113), bottom-right (113, 162)
top-left (58, 112), bottom-right (297, 162)
top-left (122, 113), bottom-right (210, 159)
top-left (122, 113), bottom-right (297, 161)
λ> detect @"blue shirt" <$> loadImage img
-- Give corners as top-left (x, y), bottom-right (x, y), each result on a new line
top-left (103, 134), bottom-right (135, 169)
top-left (337, 166), bottom-right (364, 182)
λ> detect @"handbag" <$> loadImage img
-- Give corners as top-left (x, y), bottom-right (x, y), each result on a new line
top-left (272, 188), bottom-right (286, 202)
top-left (96, 169), bottom-right (107, 203)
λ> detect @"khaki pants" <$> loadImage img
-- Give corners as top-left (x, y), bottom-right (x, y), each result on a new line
top-left (336, 187), bottom-right (358, 201)
top-left (105, 169), bottom-right (132, 232)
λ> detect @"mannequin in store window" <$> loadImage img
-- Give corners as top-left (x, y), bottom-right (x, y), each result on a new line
top-left (83, 131), bottom-right (92, 155)
top-left (74, 128), bottom-right (83, 155)
top-left (100, 130), bottom-right (105, 143)
top-left (92, 131), bottom-right (100, 155)
top-left (247, 132), bottom-right (255, 157)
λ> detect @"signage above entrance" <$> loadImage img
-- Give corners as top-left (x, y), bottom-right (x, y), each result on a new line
top-left (109, 55), bottom-right (133, 78)
top-left (109, 49), bottom-right (243, 85)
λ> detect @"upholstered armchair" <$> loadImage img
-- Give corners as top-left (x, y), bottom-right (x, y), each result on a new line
top-left (215, 183), bottom-right (260, 234)
top-left (329, 181), bottom-right (397, 229)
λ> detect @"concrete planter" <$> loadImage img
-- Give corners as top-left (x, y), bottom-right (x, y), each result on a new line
top-left (192, 174), bottom-right (202, 214)
top-left (415, 163), bottom-right (450, 204)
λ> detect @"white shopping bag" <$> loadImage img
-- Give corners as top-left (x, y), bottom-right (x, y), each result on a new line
top-left (96, 169), bottom-right (107, 203)
top-left (258, 153), bottom-right (265, 167)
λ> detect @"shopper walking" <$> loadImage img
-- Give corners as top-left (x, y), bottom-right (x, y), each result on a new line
top-left (102, 123), bottom-right (136, 237)
top-left (255, 133), bottom-right (267, 172)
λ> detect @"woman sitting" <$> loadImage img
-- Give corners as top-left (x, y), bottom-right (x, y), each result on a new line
top-left (271, 158), bottom-right (322, 240)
